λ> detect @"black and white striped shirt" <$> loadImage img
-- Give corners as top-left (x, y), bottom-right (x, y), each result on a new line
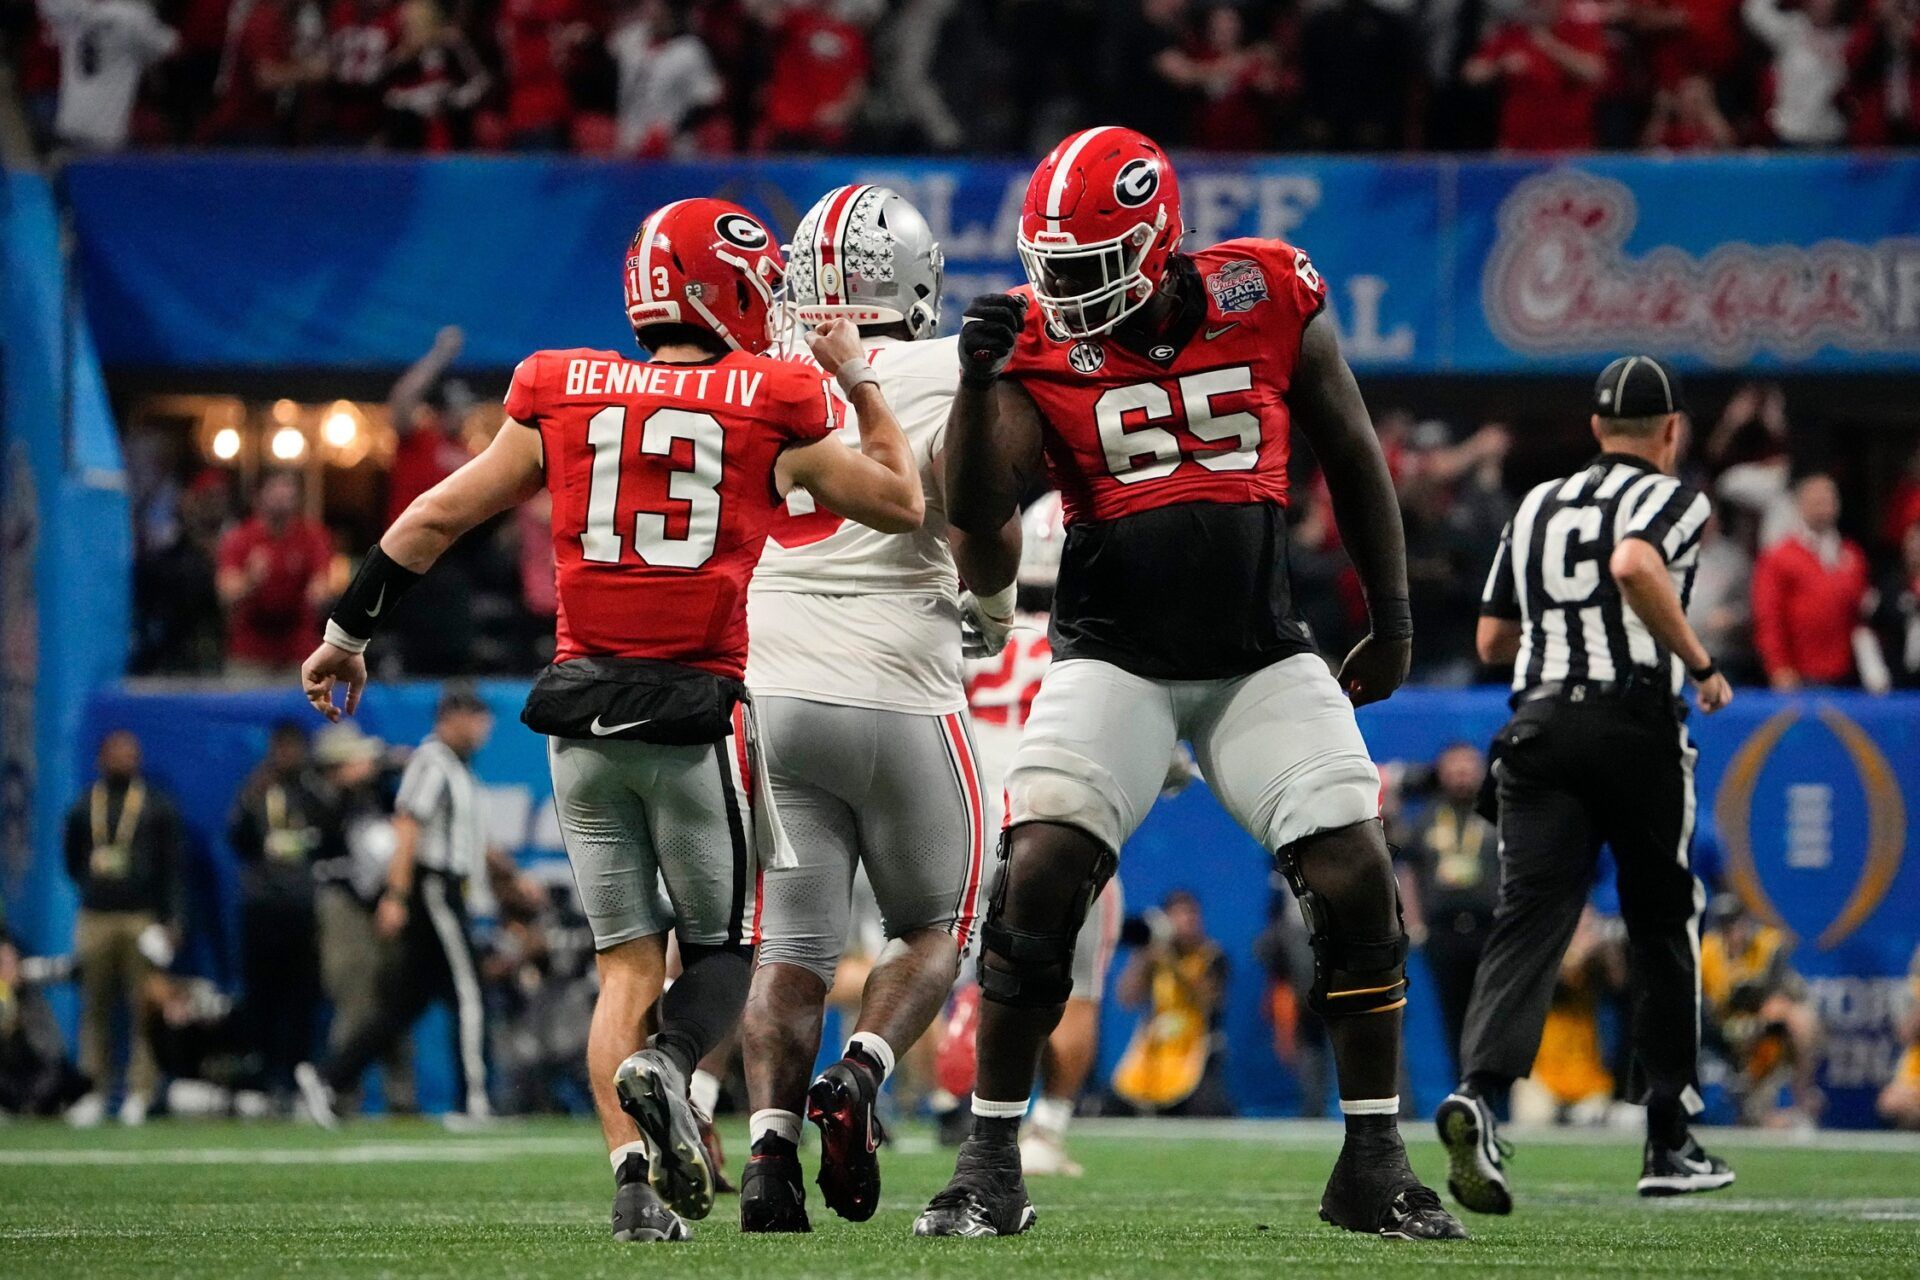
top-left (394, 737), bottom-right (487, 879)
top-left (1481, 453), bottom-right (1711, 696)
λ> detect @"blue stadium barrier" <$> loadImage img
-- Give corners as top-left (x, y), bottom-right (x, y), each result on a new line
top-left (67, 681), bottom-right (1920, 1127)
top-left (0, 167), bottom-right (131, 1006)
top-left (59, 152), bottom-right (1920, 376)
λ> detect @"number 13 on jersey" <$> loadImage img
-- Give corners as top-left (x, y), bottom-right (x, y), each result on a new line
top-left (581, 405), bottom-right (725, 568)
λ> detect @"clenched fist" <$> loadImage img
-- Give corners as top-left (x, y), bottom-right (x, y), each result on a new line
top-left (958, 293), bottom-right (1027, 387)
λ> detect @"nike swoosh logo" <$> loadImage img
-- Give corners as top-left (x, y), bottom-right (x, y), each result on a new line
top-left (590, 715), bottom-right (651, 736)
top-left (1205, 323), bottom-right (1239, 340)
top-left (366, 586), bottom-right (386, 618)
top-left (1678, 1156), bottom-right (1715, 1173)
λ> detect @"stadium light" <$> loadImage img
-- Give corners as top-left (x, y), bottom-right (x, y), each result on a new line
top-left (270, 425), bottom-right (307, 461)
top-left (322, 403), bottom-right (360, 448)
top-left (211, 427), bottom-right (242, 462)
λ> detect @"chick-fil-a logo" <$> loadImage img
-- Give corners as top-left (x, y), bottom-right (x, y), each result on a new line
top-left (1483, 171), bottom-right (1920, 364)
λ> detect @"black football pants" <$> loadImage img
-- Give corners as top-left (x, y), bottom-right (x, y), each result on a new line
top-left (1458, 694), bottom-right (1705, 1115)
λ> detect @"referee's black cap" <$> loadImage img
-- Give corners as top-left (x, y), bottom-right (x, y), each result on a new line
top-left (1593, 354), bottom-right (1685, 418)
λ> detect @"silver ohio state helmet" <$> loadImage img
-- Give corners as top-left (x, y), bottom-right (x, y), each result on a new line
top-left (785, 184), bottom-right (944, 340)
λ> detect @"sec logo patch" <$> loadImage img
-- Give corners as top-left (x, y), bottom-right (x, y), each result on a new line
top-left (1068, 341), bottom-right (1106, 374)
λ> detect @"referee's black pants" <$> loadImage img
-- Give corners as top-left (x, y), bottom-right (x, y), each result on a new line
top-left (1458, 693), bottom-right (1705, 1117)
top-left (322, 872), bottom-right (488, 1115)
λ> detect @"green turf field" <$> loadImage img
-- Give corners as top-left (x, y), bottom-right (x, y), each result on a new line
top-left (2, 1117), bottom-right (1916, 1278)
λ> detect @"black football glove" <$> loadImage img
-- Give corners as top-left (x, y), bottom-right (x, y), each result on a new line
top-left (958, 293), bottom-right (1027, 387)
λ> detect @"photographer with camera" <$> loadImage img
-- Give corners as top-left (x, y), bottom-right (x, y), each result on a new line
top-left (1108, 891), bottom-right (1232, 1117)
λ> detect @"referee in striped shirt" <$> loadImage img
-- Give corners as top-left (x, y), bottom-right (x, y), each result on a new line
top-left (298, 688), bottom-right (494, 1125)
top-left (1435, 355), bottom-right (1737, 1214)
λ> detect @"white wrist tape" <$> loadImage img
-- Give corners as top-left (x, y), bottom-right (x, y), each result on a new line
top-left (835, 357), bottom-right (879, 397)
top-left (324, 619), bottom-right (370, 655)
top-left (976, 582), bottom-right (1017, 621)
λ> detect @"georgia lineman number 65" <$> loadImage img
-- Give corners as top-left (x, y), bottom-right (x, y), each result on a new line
top-left (581, 405), bottom-right (723, 568)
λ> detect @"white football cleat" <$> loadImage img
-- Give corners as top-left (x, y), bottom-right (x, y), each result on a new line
top-left (1019, 1130), bottom-right (1083, 1177)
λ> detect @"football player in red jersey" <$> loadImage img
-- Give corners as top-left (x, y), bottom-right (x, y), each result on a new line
top-left (298, 198), bottom-right (924, 1244)
top-left (916, 129), bottom-right (1466, 1242)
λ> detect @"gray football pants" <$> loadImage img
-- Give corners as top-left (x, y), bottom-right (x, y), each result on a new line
top-left (753, 696), bottom-right (988, 983)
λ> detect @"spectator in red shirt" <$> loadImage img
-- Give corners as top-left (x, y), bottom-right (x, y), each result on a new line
top-left (386, 326), bottom-right (473, 524)
top-left (326, 0), bottom-right (400, 142)
top-left (199, 0), bottom-right (325, 144)
top-left (1187, 4), bottom-right (1286, 151)
top-left (217, 471), bottom-right (335, 676)
top-left (1751, 474), bottom-right (1882, 691)
top-left (1462, 0), bottom-right (1608, 152)
top-left (495, 0), bottom-right (590, 149)
top-left (754, 0), bottom-right (869, 150)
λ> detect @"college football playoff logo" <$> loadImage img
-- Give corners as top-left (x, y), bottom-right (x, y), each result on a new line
top-left (1068, 341), bottom-right (1106, 374)
top-left (715, 213), bottom-right (770, 250)
top-left (1114, 158), bottom-right (1160, 208)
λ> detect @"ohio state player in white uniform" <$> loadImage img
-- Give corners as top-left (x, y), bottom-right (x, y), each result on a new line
top-left (738, 184), bottom-right (990, 1234)
top-left (963, 493), bottom-right (1121, 1178)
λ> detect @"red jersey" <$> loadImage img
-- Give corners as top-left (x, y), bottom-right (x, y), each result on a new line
top-left (1009, 237), bottom-right (1324, 526)
top-left (1004, 239), bottom-right (1327, 680)
top-left (504, 348), bottom-right (838, 678)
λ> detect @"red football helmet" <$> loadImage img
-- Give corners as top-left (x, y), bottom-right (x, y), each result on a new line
top-left (623, 198), bottom-right (784, 354)
top-left (1017, 127), bottom-right (1184, 338)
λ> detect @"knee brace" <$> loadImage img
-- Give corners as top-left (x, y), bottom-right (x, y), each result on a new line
top-left (1274, 844), bottom-right (1409, 1020)
top-left (977, 830), bottom-right (1118, 1009)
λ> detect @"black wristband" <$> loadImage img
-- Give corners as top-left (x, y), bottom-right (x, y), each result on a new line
top-left (1368, 595), bottom-right (1414, 640)
top-left (329, 545), bottom-right (422, 646)
top-left (1688, 660), bottom-right (1719, 682)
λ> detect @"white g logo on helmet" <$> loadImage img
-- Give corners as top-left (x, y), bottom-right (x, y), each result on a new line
top-left (1114, 158), bottom-right (1160, 208)
top-left (715, 213), bottom-right (770, 250)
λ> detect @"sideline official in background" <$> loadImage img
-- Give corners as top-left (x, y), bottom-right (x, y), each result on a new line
top-left (297, 689), bottom-right (494, 1124)
top-left (1435, 356), bottom-right (1737, 1214)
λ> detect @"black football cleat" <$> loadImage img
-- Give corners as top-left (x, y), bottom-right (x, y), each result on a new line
top-left (614, 1049), bottom-right (715, 1221)
top-left (912, 1135), bottom-right (1036, 1238)
top-left (1436, 1091), bottom-right (1513, 1215)
top-left (807, 1056), bottom-right (886, 1222)
top-left (1637, 1134), bottom-right (1735, 1197)
top-left (1320, 1124), bottom-right (1469, 1241)
top-left (612, 1155), bottom-right (692, 1243)
top-left (739, 1135), bottom-right (812, 1233)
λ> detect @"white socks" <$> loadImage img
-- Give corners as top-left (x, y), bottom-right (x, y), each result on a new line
top-left (846, 1032), bottom-right (896, 1083)
top-left (689, 1067), bottom-right (721, 1120)
top-left (609, 1138), bottom-right (647, 1171)
top-left (1339, 1096), bottom-right (1400, 1116)
top-left (1028, 1095), bottom-right (1073, 1139)
top-left (751, 1108), bottom-right (803, 1146)
top-left (971, 1094), bottom-right (1030, 1120)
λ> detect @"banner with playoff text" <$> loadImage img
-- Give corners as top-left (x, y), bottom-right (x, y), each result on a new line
top-left (61, 152), bottom-right (1920, 375)
top-left (77, 683), bottom-right (1919, 1128)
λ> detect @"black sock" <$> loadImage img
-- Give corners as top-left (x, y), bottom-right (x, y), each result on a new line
top-left (1343, 1112), bottom-right (1399, 1140)
top-left (654, 942), bottom-right (751, 1077)
top-left (1465, 1072), bottom-right (1512, 1114)
top-left (971, 1114), bottom-right (1020, 1145)
top-left (1646, 1095), bottom-right (1689, 1149)
top-left (614, 1151), bottom-right (649, 1187)
top-left (652, 1029), bottom-right (701, 1078)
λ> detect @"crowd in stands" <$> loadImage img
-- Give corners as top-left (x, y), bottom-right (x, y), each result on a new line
top-left (9, 0), bottom-right (1920, 157)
